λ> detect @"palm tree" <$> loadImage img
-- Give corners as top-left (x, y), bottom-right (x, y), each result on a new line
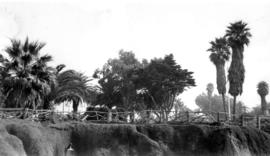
top-left (49, 70), bottom-right (93, 112)
top-left (206, 83), bottom-right (214, 112)
top-left (0, 38), bottom-right (56, 109)
top-left (42, 64), bottom-right (66, 109)
top-left (225, 21), bottom-right (251, 120)
top-left (208, 37), bottom-right (230, 116)
top-left (257, 81), bottom-right (269, 115)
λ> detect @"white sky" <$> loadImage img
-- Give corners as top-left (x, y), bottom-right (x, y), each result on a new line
top-left (0, 0), bottom-right (270, 110)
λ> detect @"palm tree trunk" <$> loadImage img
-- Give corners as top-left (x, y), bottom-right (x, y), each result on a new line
top-left (222, 93), bottom-right (227, 120)
top-left (233, 96), bottom-right (236, 120)
top-left (215, 64), bottom-right (227, 119)
top-left (227, 96), bottom-right (231, 120)
top-left (72, 102), bottom-right (79, 113)
top-left (261, 96), bottom-right (268, 115)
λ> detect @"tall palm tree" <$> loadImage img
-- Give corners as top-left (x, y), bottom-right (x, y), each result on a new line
top-left (257, 81), bottom-right (269, 115)
top-left (0, 38), bottom-right (56, 109)
top-left (208, 37), bottom-right (230, 115)
top-left (49, 70), bottom-right (93, 112)
top-left (225, 21), bottom-right (251, 120)
top-left (206, 83), bottom-right (214, 111)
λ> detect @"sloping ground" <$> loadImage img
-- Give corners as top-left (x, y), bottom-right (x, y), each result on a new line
top-left (0, 120), bottom-right (270, 156)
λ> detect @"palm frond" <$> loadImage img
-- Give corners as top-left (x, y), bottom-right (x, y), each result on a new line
top-left (28, 41), bottom-right (46, 56)
top-left (208, 37), bottom-right (230, 64)
top-left (225, 20), bottom-right (252, 47)
top-left (5, 39), bottom-right (21, 59)
top-left (257, 81), bottom-right (269, 96)
top-left (39, 54), bottom-right (53, 64)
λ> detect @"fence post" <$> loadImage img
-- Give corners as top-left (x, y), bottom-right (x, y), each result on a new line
top-left (95, 111), bottom-right (98, 121)
top-left (257, 116), bottom-right (261, 129)
top-left (186, 111), bottom-right (190, 123)
top-left (217, 112), bottom-right (220, 122)
top-left (107, 109), bottom-right (112, 123)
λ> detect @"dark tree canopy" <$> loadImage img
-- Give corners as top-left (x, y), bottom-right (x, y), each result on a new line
top-left (93, 50), bottom-right (142, 109)
top-left (208, 37), bottom-right (230, 65)
top-left (0, 38), bottom-right (56, 109)
top-left (226, 21), bottom-right (252, 48)
top-left (137, 54), bottom-right (195, 112)
top-left (93, 52), bottom-right (196, 117)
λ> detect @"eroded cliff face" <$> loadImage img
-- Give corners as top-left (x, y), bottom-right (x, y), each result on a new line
top-left (0, 119), bottom-right (270, 156)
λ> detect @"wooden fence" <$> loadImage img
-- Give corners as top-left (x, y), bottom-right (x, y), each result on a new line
top-left (0, 108), bottom-right (268, 129)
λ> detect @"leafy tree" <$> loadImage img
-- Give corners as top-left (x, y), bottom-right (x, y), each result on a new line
top-left (174, 98), bottom-right (191, 112)
top-left (195, 93), bottom-right (246, 115)
top-left (249, 105), bottom-right (266, 116)
top-left (225, 21), bottom-right (251, 119)
top-left (137, 54), bottom-right (195, 121)
top-left (93, 50), bottom-right (142, 111)
top-left (257, 81), bottom-right (269, 115)
top-left (206, 83), bottom-right (214, 111)
top-left (94, 52), bottom-right (195, 122)
top-left (207, 37), bottom-right (230, 114)
top-left (93, 69), bottom-right (123, 109)
top-left (0, 38), bottom-right (56, 109)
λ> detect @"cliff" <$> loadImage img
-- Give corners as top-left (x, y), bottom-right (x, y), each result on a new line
top-left (0, 119), bottom-right (270, 156)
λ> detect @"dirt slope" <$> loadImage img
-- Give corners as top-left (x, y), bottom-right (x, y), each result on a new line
top-left (0, 120), bottom-right (270, 156)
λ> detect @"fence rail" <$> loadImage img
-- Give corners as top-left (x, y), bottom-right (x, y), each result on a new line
top-left (0, 108), bottom-right (268, 129)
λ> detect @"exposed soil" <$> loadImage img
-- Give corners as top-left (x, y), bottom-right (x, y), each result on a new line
top-left (0, 119), bottom-right (270, 156)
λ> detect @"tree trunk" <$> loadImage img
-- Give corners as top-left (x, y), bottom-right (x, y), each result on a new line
top-left (130, 110), bottom-right (135, 123)
top-left (227, 95), bottom-right (231, 120)
top-left (261, 96), bottom-right (268, 115)
top-left (72, 102), bottom-right (79, 113)
top-left (43, 98), bottom-right (51, 110)
top-left (215, 64), bottom-right (227, 119)
top-left (146, 110), bottom-right (151, 123)
top-left (233, 96), bottom-right (236, 120)
top-left (221, 93), bottom-right (227, 120)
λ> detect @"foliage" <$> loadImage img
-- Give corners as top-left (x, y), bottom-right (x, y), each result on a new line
top-left (225, 21), bottom-right (252, 48)
top-left (136, 54), bottom-right (195, 121)
top-left (195, 93), bottom-right (246, 114)
top-left (206, 83), bottom-right (214, 97)
top-left (0, 38), bottom-right (56, 109)
top-left (207, 37), bottom-right (230, 95)
top-left (93, 52), bottom-right (195, 122)
top-left (51, 70), bottom-right (94, 112)
top-left (225, 21), bottom-right (251, 118)
top-left (207, 37), bottom-right (231, 115)
top-left (257, 81), bottom-right (269, 97)
top-left (208, 37), bottom-right (230, 65)
top-left (173, 98), bottom-right (191, 112)
top-left (226, 21), bottom-right (251, 97)
top-left (257, 81), bottom-right (269, 115)
top-left (93, 50), bottom-right (142, 109)
top-left (0, 38), bottom-right (96, 111)
top-left (248, 105), bottom-right (262, 116)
